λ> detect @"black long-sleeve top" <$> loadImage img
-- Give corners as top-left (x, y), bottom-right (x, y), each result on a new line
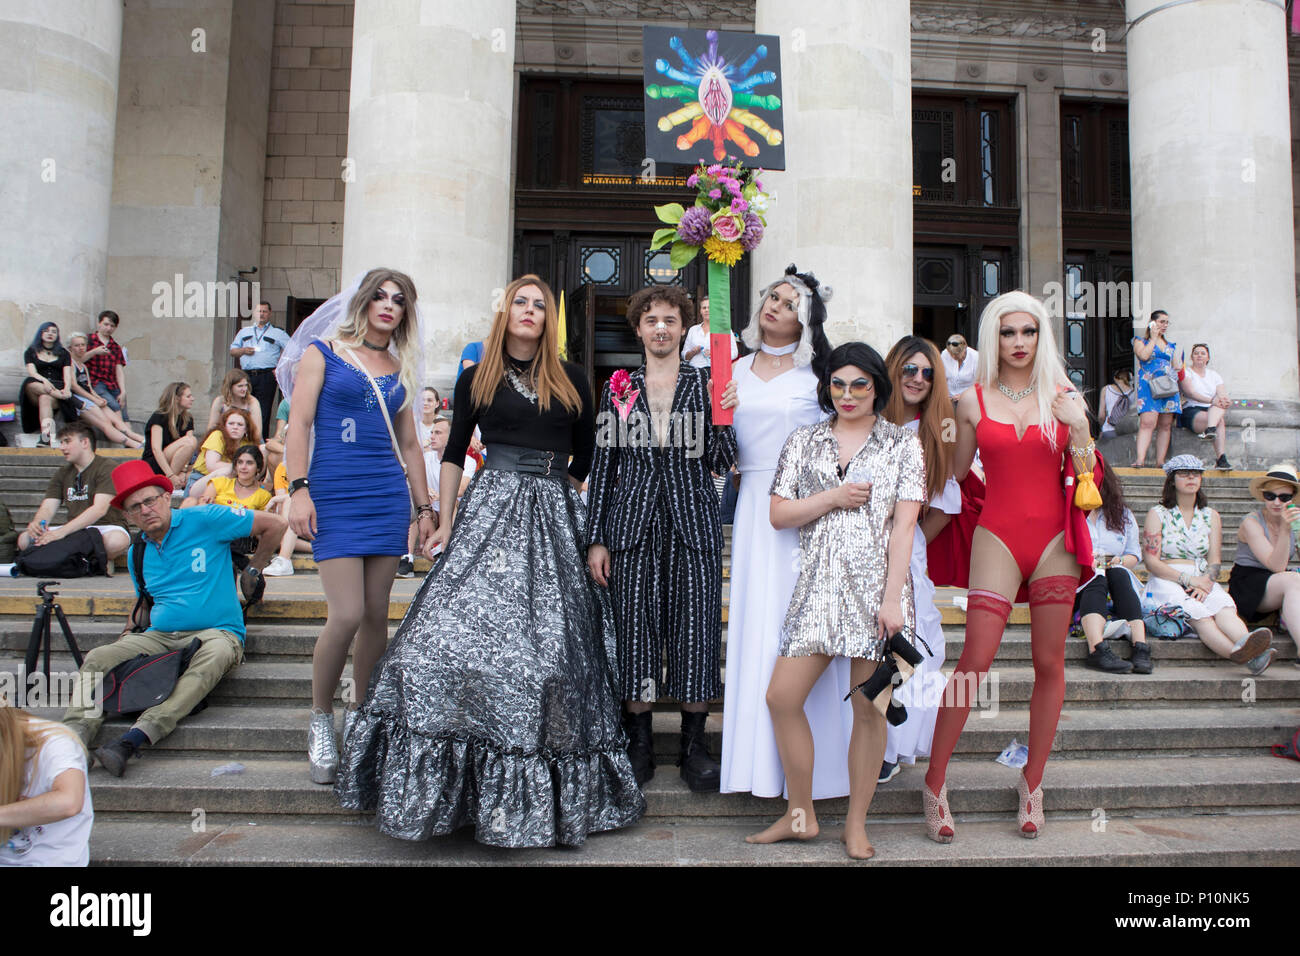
top-left (446, 355), bottom-right (596, 481)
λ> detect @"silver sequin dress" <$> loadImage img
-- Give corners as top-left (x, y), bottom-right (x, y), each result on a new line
top-left (770, 418), bottom-right (927, 660)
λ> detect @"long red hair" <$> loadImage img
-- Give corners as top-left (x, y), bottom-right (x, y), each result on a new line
top-left (883, 336), bottom-right (954, 503)
top-left (468, 275), bottom-right (581, 415)
top-left (200, 406), bottom-right (260, 462)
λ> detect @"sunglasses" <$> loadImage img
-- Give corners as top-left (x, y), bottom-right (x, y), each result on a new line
top-left (1262, 491), bottom-right (1295, 502)
top-left (829, 377), bottom-right (874, 399)
top-left (901, 363), bottom-right (934, 381)
top-left (947, 340), bottom-right (963, 347)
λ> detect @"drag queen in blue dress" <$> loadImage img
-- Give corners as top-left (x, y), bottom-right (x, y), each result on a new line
top-left (278, 268), bottom-right (434, 785)
top-left (335, 274), bottom-right (645, 848)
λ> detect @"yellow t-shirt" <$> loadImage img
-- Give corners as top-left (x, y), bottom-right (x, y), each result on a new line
top-left (273, 462), bottom-right (287, 493)
top-left (208, 476), bottom-right (272, 511)
top-left (196, 431), bottom-right (230, 476)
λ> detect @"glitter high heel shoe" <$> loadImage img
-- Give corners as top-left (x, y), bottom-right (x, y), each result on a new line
top-left (923, 781), bottom-right (954, 844)
top-left (1017, 773), bottom-right (1044, 838)
top-left (308, 708), bottom-right (338, 785)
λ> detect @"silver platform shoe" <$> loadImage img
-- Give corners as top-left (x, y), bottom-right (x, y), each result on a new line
top-left (307, 708), bottom-right (338, 785)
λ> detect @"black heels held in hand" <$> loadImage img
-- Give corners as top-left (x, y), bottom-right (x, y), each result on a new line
top-left (845, 630), bottom-right (932, 726)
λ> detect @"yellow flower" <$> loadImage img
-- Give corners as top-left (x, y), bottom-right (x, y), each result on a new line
top-left (703, 236), bottom-right (743, 267)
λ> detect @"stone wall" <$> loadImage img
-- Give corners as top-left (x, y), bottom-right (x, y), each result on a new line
top-left (258, 0), bottom-right (354, 321)
top-left (105, 0), bottom-right (273, 418)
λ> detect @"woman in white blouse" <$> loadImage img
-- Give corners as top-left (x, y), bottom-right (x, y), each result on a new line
top-left (1076, 464), bottom-right (1151, 674)
top-left (1178, 343), bottom-right (1231, 470)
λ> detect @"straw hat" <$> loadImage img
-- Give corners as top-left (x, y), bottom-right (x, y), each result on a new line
top-left (1249, 464), bottom-right (1300, 502)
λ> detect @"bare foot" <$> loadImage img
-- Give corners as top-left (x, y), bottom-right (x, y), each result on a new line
top-left (843, 825), bottom-right (875, 860)
top-left (745, 809), bottom-right (819, 844)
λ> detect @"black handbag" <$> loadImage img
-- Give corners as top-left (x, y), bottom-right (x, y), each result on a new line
top-left (97, 637), bottom-right (206, 717)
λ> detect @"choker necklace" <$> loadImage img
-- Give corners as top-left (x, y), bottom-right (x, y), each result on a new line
top-left (761, 341), bottom-right (798, 368)
top-left (361, 339), bottom-right (387, 351)
top-left (997, 380), bottom-right (1036, 403)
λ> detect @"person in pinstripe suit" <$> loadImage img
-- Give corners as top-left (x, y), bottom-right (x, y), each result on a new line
top-left (587, 285), bottom-right (739, 791)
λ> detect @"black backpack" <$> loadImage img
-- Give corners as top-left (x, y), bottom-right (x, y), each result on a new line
top-left (97, 637), bottom-right (206, 717)
top-left (15, 528), bottom-right (107, 578)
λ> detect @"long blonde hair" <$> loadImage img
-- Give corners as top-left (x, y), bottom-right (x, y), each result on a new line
top-left (975, 290), bottom-right (1074, 450)
top-left (0, 707), bottom-right (84, 844)
top-left (330, 268), bottom-right (422, 411)
top-left (156, 382), bottom-right (194, 441)
top-left (468, 275), bottom-right (581, 414)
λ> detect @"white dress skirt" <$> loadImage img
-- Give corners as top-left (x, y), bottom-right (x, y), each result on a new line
top-left (720, 355), bottom-right (855, 800)
top-left (885, 419), bottom-right (961, 765)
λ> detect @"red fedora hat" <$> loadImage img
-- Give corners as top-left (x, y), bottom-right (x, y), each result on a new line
top-left (111, 460), bottom-right (175, 510)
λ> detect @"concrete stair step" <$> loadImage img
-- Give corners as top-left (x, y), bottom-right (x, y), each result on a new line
top-left (26, 701), bottom-right (1299, 758)
top-left (80, 753), bottom-right (1300, 820)
top-left (82, 812), bottom-right (1300, 866)
top-left (11, 659), bottom-right (1296, 709)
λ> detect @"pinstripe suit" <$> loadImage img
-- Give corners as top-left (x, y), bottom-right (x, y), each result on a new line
top-left (587, 364), bottom-right (738, 702)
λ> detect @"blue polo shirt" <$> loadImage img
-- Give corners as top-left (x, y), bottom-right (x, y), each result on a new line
top-left (230, 323), bottom-right (291, 371)
top-left (128, 505), bottom-right (256, 642)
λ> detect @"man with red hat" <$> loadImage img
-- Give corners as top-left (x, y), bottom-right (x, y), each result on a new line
top-left (61, 459), bottom-right (286, 776)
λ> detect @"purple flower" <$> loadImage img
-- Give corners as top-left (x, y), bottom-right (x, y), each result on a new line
top-left (727, 181), bottom-right (742, 197)
top-left (755, 180), bottom-right (764, 190)
top-left (740, 213), bottom-right (764, 251)
top-left (677, 205), bottom-right (713, 244)
top-left (707, 164), bottom-right (722, 176)
top-left (730, 198), bottom-right (749, 213)
top-left (686, 173), bottom-right (700, 187)
top-left (708, 188), bottom-right (722, 199)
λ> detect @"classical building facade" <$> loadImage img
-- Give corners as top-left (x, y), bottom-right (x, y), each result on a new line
top-left (3, 0), bottom-right (1297, 456)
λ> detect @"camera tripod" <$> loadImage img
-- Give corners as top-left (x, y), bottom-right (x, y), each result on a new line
top-left (23, 581), bottom-right (84, 699)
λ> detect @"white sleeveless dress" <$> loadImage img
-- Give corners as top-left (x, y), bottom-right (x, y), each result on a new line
top-left (720, 354), bottom-right (854, 799)
top-left (884, 418), bottom-right (960, 764)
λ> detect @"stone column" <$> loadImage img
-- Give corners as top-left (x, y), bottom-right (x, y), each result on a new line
top-left (750, 0), bottom-right (912, 352)
top-left (343, 0), bottom-right (516, 389)
top-left (1127, 0), bottom-right (1298, 406)
top-left (0, 2), bottom-right (122, 404)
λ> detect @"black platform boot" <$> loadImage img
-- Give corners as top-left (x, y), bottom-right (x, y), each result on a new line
top-left (678, 710), bottom-right (721, 792)
top-left (624, 709), bottom-right (655, 786)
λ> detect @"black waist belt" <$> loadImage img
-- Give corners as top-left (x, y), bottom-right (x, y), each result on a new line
top-left (245, 367), bottom-right (276, 377)
top-left (484, 443), bottom-right (566, 480)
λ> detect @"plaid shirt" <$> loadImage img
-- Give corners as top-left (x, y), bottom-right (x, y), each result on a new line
top-left (84, 335), bottom-right (126, 388)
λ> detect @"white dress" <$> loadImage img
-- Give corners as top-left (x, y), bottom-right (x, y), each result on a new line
top-left (720, 354), bottom-right (854, 799)
top-left (885, 419), bottom-right (961, 765)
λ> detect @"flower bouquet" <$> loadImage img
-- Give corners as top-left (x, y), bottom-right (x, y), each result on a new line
top-left (649, 159), bottom-right (771, 424)
top-left (649, 160), bottom-right (770, 270)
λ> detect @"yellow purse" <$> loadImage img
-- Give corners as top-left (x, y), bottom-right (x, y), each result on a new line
top-left (1073, 468), bottom-right (1102, 511)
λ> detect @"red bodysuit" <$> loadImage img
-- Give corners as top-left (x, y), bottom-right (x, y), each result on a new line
top-left (973, 384), bottom-right (1069, 581)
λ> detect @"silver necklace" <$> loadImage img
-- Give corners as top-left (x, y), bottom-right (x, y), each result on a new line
top-left (761, 342), bottom-right (797, 370)
top-left (997, 380), bottom-right (1036, 403)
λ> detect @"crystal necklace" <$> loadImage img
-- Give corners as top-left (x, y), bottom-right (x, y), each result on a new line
top-left (761, 341), bottom-right (798, 369)
top-left (361, 338), bottom-right (388, 351)
top-left (997, 380), bottom-right (1036, 403)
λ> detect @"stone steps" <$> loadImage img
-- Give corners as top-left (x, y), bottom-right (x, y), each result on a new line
top-left (25, 702), bottom-right (1299, 759)
top-left (77, 752), bottom-right (1300, 819)
top-left (80, 812), bottom-right (1300, 866)
top-left (10, 659), bottom-right (1297, 709)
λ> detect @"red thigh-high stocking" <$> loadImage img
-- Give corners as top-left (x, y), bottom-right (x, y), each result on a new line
top-left (924, 589), bottom-right (1012, 796)
top-left (1024, 575), bottom-right (1076, 792)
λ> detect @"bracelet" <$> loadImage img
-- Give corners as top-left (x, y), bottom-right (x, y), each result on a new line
top-left (1178, 571), bottom-right (1191, 588)
top-left (289, 477), bottom-right (310, 495)
top-left (1069, 439), bottom-right (1095, 459)
top-left (415, 504), bottom-right (434, 519)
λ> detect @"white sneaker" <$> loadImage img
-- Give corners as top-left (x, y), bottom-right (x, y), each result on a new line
top-left (264, 555), bottom-right (294, 576)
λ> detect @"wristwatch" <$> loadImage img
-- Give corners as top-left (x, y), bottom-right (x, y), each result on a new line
top-left (289, 477), bottom-right (310, 495)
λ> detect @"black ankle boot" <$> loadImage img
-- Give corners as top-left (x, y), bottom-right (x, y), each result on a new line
top-left (678, 710), bottom-right (720, 792)
top-left (624, 710), bottom-right (655, 786)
